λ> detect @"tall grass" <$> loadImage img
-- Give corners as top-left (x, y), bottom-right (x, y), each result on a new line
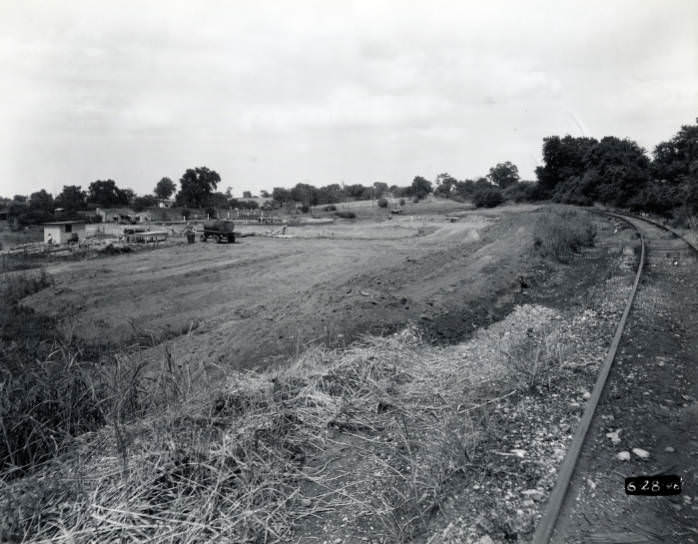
top-left (533, 208), bottom-right (596, 263)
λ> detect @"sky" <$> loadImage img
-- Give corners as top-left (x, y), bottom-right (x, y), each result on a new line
top-left (0, 0), bottom-right (696, 198)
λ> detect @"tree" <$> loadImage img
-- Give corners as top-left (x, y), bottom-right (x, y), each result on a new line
top-left (290, 183), bottom-right (318, 206)
top-left (29, 190), bottom-right (54, 213)
top-left (373, 182), bottom-right (389, 198)
top-left (175, 167), bottom-right (221, 208)
top-left (652, 119), bottom-right (698, 185)
top-left (87, 180), bottom-right (129, 207)
top-left (209, 192), bottom-right (229, 209)
top-left (55, 185), bottom-right (87, 212)
top-left (410, 176), bottom-right (433, 200)
top-left (434, 173), bottom-right (457, 197)
top-left (535, 135), bottom-right (598, 196)
top-left (155, 177), bottom-right (176, 199)
top-left (488, 162), bottom-right (520, 189)
top-left (242, 191), bottom-right (252, 199)
top-left (132, 195), bottom-right (159, 211)
top-left (581, 137), bottom-right (650, 206)
top-left (272, 187), bottom-right (292, 203)
top-left (12, 195), bottom-right (27, 203)
top-left (260, 190), bottom-right (270, 198)
top-left (316, 184), bottom-right (343, 204)
top-left (473, 186), bottom-right (504, 208)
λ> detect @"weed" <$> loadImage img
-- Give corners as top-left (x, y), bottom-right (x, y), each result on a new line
top-left (533, 208), bottom-right (596, 263)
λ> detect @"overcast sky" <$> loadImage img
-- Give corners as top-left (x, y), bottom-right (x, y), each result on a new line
top-left (1, 0), bottom-right (696, 198)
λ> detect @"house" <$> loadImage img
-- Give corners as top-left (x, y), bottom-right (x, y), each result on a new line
top-left (96, 207), bottom-right (151, 223)
top-left (43, 220), bottom-right (86, 245)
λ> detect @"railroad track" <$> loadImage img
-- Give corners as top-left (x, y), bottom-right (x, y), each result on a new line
top-left (532, 210), bottom-right (698, 544)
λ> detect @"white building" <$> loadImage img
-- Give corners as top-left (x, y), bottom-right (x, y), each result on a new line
top-left (43, 220), bottom-right (86, 244)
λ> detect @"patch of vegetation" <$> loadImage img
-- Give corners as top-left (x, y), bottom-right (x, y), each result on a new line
top-left (473, 187), bottom-right (504, 208)
top-left (533, 209), bottom-right (596, 263)
top-left (377, 197), bottom-right (388, 208)
top-left (335, 211), bottom-right (356, 219)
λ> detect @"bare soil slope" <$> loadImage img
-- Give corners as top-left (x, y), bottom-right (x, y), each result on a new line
top-left (24, 210), bottom-right (537, 372)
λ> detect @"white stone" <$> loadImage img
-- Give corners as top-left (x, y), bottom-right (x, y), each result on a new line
top-left (606, 429), bottom-right (622, 445)
top-left (632, 448), bottom-right (650, 459)
top-left (616, 451), bottom-right (631, 461)
top-left (665, 446), bottom-right (675, 453)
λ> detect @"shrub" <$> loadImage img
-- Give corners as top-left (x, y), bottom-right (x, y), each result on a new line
top-left (472, 187), bottom-right (504, 208)
top-left (399, 198), bottom-right (406, 206)
top-left (533, 209), bottom-right (596, 263)
top-left (503, 182), bottom-right (540, 203)
top-left (300, 204), bottom-right (310, 214)
top-left (335, 211), bottom-right (356, 219)
top-left (377, 198), bottom-right (388, 208)
top-left (323, 205), bottom-right (337, 212)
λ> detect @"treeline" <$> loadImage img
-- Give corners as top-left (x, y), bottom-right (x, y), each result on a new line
top-left (534, 120), bottom-right (698, 220)
top-left (3, 118), bottom-right (697, 226)
top-left (434, 117), bottom-right (698, 221)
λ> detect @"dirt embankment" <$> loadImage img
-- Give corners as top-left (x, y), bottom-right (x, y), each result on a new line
top-left (21, 211), bottom-right (534, 370)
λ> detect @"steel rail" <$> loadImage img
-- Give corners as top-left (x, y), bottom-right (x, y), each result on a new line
top-left (532, 211), bottom-right (645, 544)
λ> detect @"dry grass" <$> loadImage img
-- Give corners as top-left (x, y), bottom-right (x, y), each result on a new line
top-left (0, 296), bottom-right (577, 543)
top-left (533, 208), bottom-right (597, 263)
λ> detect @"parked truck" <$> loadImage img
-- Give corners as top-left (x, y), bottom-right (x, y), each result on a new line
top-left (201, 220), bottom-right (236, 243)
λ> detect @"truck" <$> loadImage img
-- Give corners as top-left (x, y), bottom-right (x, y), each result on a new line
top-left (200, 220), bottom-right (236, 243)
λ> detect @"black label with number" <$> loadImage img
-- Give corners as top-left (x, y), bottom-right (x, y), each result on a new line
top-left (625, 475), bottom-right (681, 496)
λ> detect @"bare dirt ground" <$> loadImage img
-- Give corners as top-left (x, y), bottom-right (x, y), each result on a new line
top-left (23, 207), bottom-right (540, 374)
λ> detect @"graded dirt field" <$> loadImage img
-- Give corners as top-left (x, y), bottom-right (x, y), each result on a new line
top-left (23, 206), bottom-right (542, 372)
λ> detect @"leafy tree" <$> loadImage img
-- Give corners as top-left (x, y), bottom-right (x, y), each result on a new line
top-left (242, 191), bottom-right (252, 198)
top-left (272, 187), bottom-right (292, 203)
top-left (345, 184), bottom-right (369, 199)
top-left (472, 186), bottom-right (504, 208)
top-left (373, 182), bottom-right (389, 198)
top-left (453, 179), bottom-right (476, 199)
top-left (434, 173), bottom-right (457, 197)
top-left (316, 184), bottom-right (343, 204)
top-left (488, 161), bottom-right (520, 189)
top-left (122, 188), bottom-right (135, 207)
top-left (55, 185), bottom-right (87, 212)
top-left (209, 192), bottom-right (230, 209)
top-left (176, 167), bottom-right (221, 208)
top-left (87, 179), bottom-right (129, 207)
top-left (155, 177), bottom-right (176, 199)
top-left (652, 119), bottom-right (698, 184)
top-left (132, 194), bottom-right (159, 211)
top-left (260, 189), bottom-right (270, 198)
top-left (581, 137), bottom-right (650, 206)
top-left (410, 176), bottom-right (433, 200)
top-left (12, 195), bottom-right (27, 203)
top-left (29, 190), bottom-right (54, 213)
top-left (535, 135), bottom-right (598, 196)
top-left (290, 183), bottom-right (318, 206)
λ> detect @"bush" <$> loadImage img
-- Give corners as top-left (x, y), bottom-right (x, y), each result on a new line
top-left (503, 183), bottom-right (540, 203)
top-left (300, 204), bottom-right (310, 214)
top-left (323, 205), bottom-right (337, 212)
top-left (377, 198), bottom-right (388, 208)
top-left (335, 211), bottom-right (356, 219)
top-left (399, 198), bottom-right (406, 206)
top-left (472, 187), bottom-right (504, 208)
top-left (533, 209), bottom-right (596, 263)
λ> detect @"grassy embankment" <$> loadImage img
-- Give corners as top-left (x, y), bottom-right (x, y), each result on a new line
top-left (1, 208), bottom-right (599, 543)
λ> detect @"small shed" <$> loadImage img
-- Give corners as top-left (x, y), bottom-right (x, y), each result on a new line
top-left (43, 220), bottom-right (86, 245)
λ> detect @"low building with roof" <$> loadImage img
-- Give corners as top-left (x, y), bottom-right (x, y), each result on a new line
top-left (43, 220), bottom-right (86, 245)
